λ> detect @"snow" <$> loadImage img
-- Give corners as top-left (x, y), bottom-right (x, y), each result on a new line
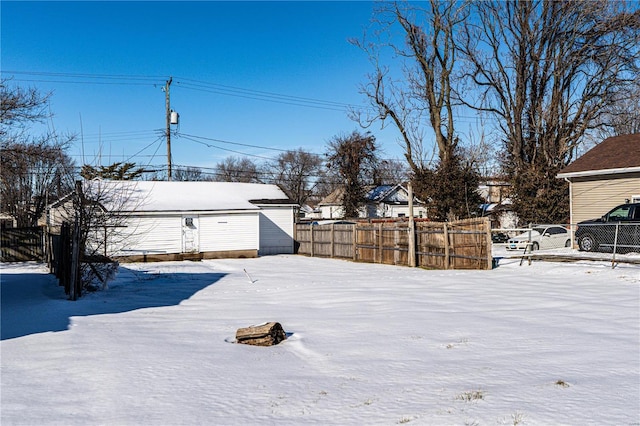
top-left (84, 180), bottom-right (291, 212)
top-left (1, 256), bottom-right (639, 425)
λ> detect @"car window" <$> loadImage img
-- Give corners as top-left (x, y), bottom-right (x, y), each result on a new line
top-left (543, 227), bottom-right (565, 236)
top-left (608, 206), bottom-right (631, 221)
top-left (633, 207), bottom-right (640, 220)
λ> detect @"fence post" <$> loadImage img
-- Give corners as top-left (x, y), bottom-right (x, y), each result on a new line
top-left (60, 223), bottom-right (70, 291)
top-left (485, 218), bottom-right (493, 270)
top-left (352, 223), bottom-right (357, 261)
top-left (330, 223), bottom-right (335, 258)
top-left (612, 223), bottom-right (619, 269)
top-left (378, 222), bottom-right (383, 264)
top-left (519, 226), bottom-right (533, 266)
top-left (69, 218), bottom-right (80, 301)
top-left (68, 180), bottom-right (84, 301)
top-left (310, 223), bottom-right (314, 257)
top-left (443, 223), bottom-right (450, 270)
top-left (408, 182), bottom-right (416, 267)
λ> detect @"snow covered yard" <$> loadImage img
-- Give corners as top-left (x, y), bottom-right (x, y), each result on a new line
top-left (1, 256), bottom-right (639, 425)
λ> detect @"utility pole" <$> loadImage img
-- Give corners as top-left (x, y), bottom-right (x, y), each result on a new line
top-left (165, 77), bottom-right (173, 181)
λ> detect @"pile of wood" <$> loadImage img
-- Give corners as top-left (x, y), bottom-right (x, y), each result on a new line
top-left (235, 322), bottom-right (287, 346)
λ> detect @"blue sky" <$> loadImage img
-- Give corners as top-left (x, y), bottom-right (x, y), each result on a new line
top-left (3, 1), bottom-right (412, 173)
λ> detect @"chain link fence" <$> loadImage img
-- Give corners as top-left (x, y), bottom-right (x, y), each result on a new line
top-left (491, 223), bottom-right (640, 267)
top-left (574, 222), bottom-right (640, 254)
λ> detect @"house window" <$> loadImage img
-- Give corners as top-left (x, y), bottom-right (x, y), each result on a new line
top-left (185, 217), bottom-right (194, 227)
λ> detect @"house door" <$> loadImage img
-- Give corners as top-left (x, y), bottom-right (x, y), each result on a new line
top-left (182, 216), bottom-right (199, 253)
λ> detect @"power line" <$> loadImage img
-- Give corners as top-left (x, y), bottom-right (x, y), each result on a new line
top-left (5, 70), bottom-right (371, 114)
top-left (175, 79), bottom-right (365, 112)
top-left (125, 135), bottom-right (165, 164)
top-left (81, 129), bottom-right (159, 138)
top-left (178, 132), bottom-right (292, 153)
top-left (178, 134), bottom-right (275, 160)
top-left (10, 78), bottom-right (160, 87)
top-left (177, 77), bottom-right (353, 107)
top-left (5, 70), bottom-right (488, 122)
top-left (6, 70), bottom-right (164, 82)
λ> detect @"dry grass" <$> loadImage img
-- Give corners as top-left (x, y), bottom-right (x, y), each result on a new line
top-left (456, 390), bottom-right (485, 401)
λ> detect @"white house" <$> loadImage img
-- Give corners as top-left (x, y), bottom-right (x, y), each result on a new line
top-left (317, 184), bottom-right (427, 219)
top-left (52, 180), bottom-right (297, 261)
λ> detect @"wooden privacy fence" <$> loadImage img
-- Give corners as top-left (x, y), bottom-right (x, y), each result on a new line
top-left (296, 218), bottom-right (492, 270)
top-left (0, 227), bottom-right (44, 262)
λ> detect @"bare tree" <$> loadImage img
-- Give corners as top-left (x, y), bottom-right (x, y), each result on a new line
top-left (311, 167), bottom-right (343, 206)
top-left (352, 1), bottom-right (482, 219)
top-left (0, 79), bottom-right (50, 139)
top-left (326, 131), bottom-right (379, 218)
top-left (264, 149), bottom-right (322, 206)
top-left (1, 139), bottom-right (75, 227)
top-left (213, 156), bottom-right (263, 183)
top-left (459, 0), bottom-right (640, 222)
top-left (596, 79), bottom-right (640, 138)
top-left (171, 166), bottom-right (214, 182)
top-left (353, 1), bottom-right (468, 171)
top-left (373, 159), bottom-right (410, 185)
top-left (0, 81), bottom-right (76, 226)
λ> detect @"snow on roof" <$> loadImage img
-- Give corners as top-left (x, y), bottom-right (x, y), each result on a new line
top-left (84, 180), bottom-right (292, 212)
top-left (365, 185), bottom-right (396, 201)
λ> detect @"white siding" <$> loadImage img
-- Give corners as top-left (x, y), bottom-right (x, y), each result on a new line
top-left (321, 203), bottom-right (427, 219)
top-left (258, 207), bottom-right (295, 255)
top-left (374, 204), bottom-right (428, 218)
top-left (199, 213), bottom-right (258, 252)
top-left (111, 215), bottom-right (182, 256)
top-left (320, 205), bottom-right (344, 219)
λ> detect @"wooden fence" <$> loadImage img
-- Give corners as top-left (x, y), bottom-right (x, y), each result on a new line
top-left (0, 227), bottom-right (44, 262)
top-left (296, 218), bottom-right (492, 270)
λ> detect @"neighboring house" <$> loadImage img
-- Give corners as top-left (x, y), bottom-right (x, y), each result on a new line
top-left (45, 193), bottom-right (75, 231)
top-left (298, 204), bottom-right (322, 220)
top-left (0, 213), bottom-right (17, 229)
top-left (557, 133), bottom-right (640, 224)
top-left (317, 184), bottom-right (427, 219)
top-left (478, 179), bottom-right (511, 205)
top-left (480, 200), bottom-right (518, 230)
top-left (478, 178), bottom-right (517, 229)
top-left (48, 180), bottom-right (297, 261)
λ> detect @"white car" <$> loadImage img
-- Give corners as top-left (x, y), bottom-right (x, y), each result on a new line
top-left (506, 226), bottom-right (571, 251)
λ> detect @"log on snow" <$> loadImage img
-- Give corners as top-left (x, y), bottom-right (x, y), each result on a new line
top-left (235, 322), bottom-right (287, 346)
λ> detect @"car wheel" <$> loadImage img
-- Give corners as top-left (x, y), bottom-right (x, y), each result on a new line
top-left (531, 242), bottom-right (539, 251)
top-left (578, 234), bottom-right (598, 252)
top-left (565, 239), bottom-right (571, 248)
